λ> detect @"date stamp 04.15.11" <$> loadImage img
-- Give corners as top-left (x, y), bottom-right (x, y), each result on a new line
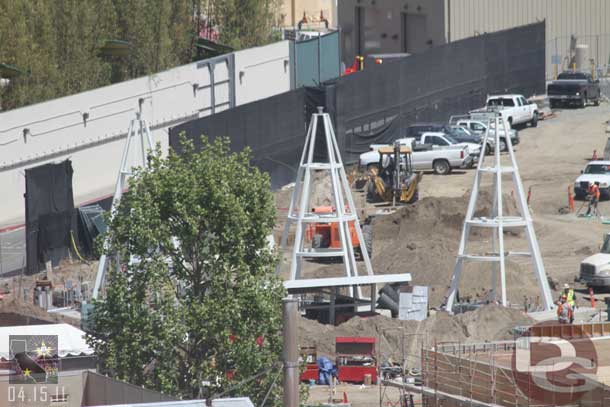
top-left (5, 335), bottom-right (67, 407)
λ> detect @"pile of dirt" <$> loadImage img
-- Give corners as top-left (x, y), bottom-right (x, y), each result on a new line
top-left (0, 298), bottom-right (79, 326)
top-left (370, 191), bottom-right (540, 307)
top-left (274, 171), bottom-right (338, 213)
top-left (298, 304), bottom-right (533, 363)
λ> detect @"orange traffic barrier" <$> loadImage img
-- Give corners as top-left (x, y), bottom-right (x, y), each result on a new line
top-left (590, 287), bottom-right (596, 308)
top-left (343, 391), bottom-right (349, 403)
top-left (568, 185), bottom-right (575, 212)
top-left (593, 149), bottom-right (598, 160)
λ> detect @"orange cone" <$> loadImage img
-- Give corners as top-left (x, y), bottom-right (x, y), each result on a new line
top-left (568, 185), bottom-right (575, 212)
top-left (343, 391), bottom-right (348, 403)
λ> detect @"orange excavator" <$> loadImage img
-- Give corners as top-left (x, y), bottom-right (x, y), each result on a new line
top-left (306, 206), bottom-right (373, 258)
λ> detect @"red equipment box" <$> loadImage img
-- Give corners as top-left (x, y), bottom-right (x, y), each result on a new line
top-left (335, 336), bottom-right (377, 384)
top-left (299, 346), bottom-right (318, 382)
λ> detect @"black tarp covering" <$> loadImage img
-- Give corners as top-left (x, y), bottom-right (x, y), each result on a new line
top-left (25, 160), bottom-right (75, 275)
top-left (170, 22), bottom-right (546, 183)
top-left (170, 87), bottom-right (316, 189)
top-left (335, 22), bottom-right (546, 161)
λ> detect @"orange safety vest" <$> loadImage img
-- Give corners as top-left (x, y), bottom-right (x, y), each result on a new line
top-left (589, 184), bottom-right (601, 199)
top-left (557, 302), bottom-right (573, 321)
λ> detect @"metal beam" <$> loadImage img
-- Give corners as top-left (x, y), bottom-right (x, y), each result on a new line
top-left (284, 273), bottom-right (411, 290)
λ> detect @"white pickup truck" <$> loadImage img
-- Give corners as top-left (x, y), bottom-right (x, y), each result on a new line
top-left (360, 135), bottom-right (473, 175)
top-left (485, 94), bottom-right (539, 128)
top-left (452, 118), bottom-right (520, 152)
top-left (416, 132), bottom-right (481, 157)
top-left (573, 161), bottom-right (610, 200)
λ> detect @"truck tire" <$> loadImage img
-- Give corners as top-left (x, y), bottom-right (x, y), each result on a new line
top-left (499, 139), bottom-right (507, 152)
top-left (530, 112), bottom-right (538, 127)
top-left (366, 180), bottom-right (379, 203)
top-left (433, 159), bottom-right (451, 175)
top-left (362, 224), bottom-right (373, 258)
top-left (579, 97), bottom-right (586, 108)
top-left (485, 143), bottom-right (492, 155)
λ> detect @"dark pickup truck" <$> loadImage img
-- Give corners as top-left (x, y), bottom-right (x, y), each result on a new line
top-left (547, 71), bottom-right (601, 108)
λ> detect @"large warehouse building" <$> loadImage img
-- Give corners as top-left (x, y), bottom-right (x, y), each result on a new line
top-left (340, 0), bottom-right (610, 78)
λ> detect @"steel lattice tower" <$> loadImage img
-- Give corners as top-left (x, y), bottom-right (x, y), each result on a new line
top-left (92, 113), bottom-right (155, 300)
top-left (277, 107), bottom-right (373, 285)
top-left (444, 112), bottom-right (553, 312)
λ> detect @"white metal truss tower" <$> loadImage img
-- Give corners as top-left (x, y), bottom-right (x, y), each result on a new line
top-left (444, 112), bottom-right (553, 312)
top-left (92, 113), bottom-right (154, 300)
top-left (277, 107), bottom-right (373, 285)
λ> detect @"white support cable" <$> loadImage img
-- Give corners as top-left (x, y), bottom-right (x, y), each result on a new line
top-left (444, 110), bottom-right (553, 313)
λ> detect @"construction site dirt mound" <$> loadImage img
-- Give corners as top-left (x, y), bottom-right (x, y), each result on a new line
top-left (298, 304), bottom-right (533, 364)
top-left (0, 298), bottom-right (78, 326)
top-left (370, 191), bottom-right (540, 307)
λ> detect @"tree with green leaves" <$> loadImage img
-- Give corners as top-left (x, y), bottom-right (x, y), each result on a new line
top-left (208, 0), bottom-right (283, 49)
top-left (87, 137), bottom-right (286, 405)
top-left (0, 0), bottom-right (283, 110)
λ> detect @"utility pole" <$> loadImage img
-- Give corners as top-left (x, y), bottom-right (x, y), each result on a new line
top-left (283, 297), bottom-right (299, 407)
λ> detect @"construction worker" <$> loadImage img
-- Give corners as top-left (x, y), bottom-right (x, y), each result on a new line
top-left (556, 295), bottom-right (573, 324)
top-left (563, 283), bottom-right (576, 323)
top-left (586, 181), bottom-right (601, 216)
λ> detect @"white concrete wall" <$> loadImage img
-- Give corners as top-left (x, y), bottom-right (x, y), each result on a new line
top-left (0, 41), bottom-right (291, 226)
top-left (234, 41), bottom-right (290, 105)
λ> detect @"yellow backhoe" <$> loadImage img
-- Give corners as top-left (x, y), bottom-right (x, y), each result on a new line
top-left (366, 141), bottom-right (422, 205)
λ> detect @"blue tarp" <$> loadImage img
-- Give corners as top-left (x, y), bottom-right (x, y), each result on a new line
top-left (316, 356), bottom-right (338, 385)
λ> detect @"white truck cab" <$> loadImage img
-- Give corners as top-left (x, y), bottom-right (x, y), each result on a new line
top-left (452, 119), bottom-right (520, 152)
top-left (418, 132), bottom-right (481, 156)
top-left (485, 94), bottom-right (538, 127)
top-left (580, 233), bottom-right (610, 289)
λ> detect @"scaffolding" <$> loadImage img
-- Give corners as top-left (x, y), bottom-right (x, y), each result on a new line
top-left (383, 331), bottom-right (610, 407)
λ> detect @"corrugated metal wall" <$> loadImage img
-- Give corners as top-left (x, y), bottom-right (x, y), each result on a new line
top-left (446, 0), bottom-right (610, 78)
